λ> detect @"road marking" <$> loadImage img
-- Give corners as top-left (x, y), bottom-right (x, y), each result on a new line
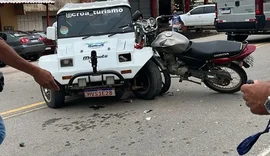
top-left (0, 97), bottom-right (80, 119)
top-left (256, 43), bottom-right (270, 49)
top-left (256, 43), bottom-right (263, 47)
top-left (2, 106), bottom-right (47, 120)
top-left (0, 101), bottom-right (45, 116)
top-left (257, 145), bottom-right (270, 156)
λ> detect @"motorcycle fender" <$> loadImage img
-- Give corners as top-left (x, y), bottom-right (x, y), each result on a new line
top-left (151, 56), bottom-right (167, 70)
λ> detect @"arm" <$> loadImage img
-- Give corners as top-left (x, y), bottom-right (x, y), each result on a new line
top-left (0, 39), bottom-right (39, 76)
top-left (0, 38), bottom-right (59, 90)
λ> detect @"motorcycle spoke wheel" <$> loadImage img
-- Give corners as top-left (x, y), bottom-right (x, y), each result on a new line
top-left (204, 64), bottom-right (247, 93)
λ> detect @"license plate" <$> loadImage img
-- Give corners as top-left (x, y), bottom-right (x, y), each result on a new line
top-left (31, 39), bottom-right (39, 42)
top-left (84, 88), bottom-right (115, 98)
top-left (243, 55), bottom-right (254, 67)
top-left (221, 8), bottom-right (231, 14)
top-left (45, 47), bottom-right (51, 50)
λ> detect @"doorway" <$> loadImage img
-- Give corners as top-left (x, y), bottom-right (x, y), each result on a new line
top-left (159, 0), bottom-right (171, 15)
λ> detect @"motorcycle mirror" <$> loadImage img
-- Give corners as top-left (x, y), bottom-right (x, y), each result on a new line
top-left (132, 10), bottom-right (143, 22)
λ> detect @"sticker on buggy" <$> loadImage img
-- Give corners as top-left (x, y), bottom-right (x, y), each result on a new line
top-left (60, 26), bottom-right (69, 35)
top-left (86, 42), bottom-right (106, 49)
top-left (66, 8), bottom-right (124, 18)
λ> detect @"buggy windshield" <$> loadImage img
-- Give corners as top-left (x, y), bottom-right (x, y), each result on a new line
top-left (57, 6), bottom-right (133, 38)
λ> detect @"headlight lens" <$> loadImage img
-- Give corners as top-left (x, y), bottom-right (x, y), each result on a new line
top-left (60, 58), bottom-right (73, 67)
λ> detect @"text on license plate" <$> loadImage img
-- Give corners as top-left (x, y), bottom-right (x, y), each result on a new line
top-left (221, 8), bottom-right (231, 14)
top-left (31, 39), bottom-right (39, 42)
top-left (84, 88), bottom-right (116, 98)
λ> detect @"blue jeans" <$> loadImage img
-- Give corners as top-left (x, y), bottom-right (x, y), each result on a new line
top-left (0, 115), bottom-right (6, 144)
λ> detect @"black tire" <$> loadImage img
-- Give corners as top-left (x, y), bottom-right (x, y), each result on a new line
top-left (160, 69), bottom-right (171, 95)
top-left (155, 57), bottom-right (171, 95)
top-left (235, 35), bottom-right (248, 42)
top-left (40, 83), bottom-right (66, 108)
top-left (29, 54), bottom-right (41, 61)
top-left (204, 63), bottom-right (247, 93)
top-left (132, 60), bottom-right (162, 99)
top-left (227, 34), bottom-right (248, 42)
top-left (0, 62), bottom-right (6, 68)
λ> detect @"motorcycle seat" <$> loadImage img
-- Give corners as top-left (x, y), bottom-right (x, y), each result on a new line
top-left (184, 40), bottom-right (243, 60)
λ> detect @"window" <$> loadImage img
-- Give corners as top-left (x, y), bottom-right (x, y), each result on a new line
top-left (190, 7), bottom-right (203, 15)
top-left (57, 6), bottom-right (133, 38)
top-left (203, 6), bottom-right (216, 14)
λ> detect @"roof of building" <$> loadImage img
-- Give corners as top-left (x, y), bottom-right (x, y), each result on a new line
top-left (0, 0), bottom-right (55, 4)
top-left (57, 0), bottom-right (130, 13)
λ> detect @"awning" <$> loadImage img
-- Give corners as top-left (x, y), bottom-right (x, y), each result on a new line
top-left (0, 0), bottom-right (55, 4)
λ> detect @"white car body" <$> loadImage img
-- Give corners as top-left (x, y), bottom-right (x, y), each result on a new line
top-left (180, 4), bottom-right (216, 27)
top-left (38, 0), bottom-right (154, 85)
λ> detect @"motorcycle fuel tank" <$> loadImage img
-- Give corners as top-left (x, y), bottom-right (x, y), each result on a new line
top-left (151, 31), bottom-right (189, 54)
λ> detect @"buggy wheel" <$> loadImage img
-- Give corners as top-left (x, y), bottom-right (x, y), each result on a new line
top-left (132, 60), bottom-right (162, 99)
top-left (40, 83), bottom-right (66, 108)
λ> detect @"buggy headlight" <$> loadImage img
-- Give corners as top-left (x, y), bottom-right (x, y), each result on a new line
top-left (60, 58), bottom-right (73, 67)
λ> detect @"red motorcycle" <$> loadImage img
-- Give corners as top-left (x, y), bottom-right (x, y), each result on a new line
top-left (136, 15), bottom-right (256, 93)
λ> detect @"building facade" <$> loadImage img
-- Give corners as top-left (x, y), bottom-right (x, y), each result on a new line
top-left (0, 0), bottom-right (177, 32)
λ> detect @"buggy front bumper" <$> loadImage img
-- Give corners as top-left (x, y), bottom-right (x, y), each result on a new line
top-left (67, 70), bottom-right (128, 89)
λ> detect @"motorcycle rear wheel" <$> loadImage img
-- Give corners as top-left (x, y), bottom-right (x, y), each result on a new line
top-left (203, 64), bottom-right (247, 93)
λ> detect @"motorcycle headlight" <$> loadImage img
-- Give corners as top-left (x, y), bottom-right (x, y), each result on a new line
top-left (60, 58), bottom-right (73, 67)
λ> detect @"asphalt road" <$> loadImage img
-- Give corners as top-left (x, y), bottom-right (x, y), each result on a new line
top-left (1, 34), bottom-right (270, 156)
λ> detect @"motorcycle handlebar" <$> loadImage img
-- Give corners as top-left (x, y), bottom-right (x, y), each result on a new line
top-left (134, 15), bottom-right (174, 34)
top-left (134, 21), bottom-right (149, 34)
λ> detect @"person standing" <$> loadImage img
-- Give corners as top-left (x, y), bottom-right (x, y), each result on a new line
top-left (171, 10), bottom-right (184, 32)
top-left (0, 37), bottom-right (59, 144)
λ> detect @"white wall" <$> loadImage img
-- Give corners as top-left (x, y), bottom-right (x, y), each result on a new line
top-left (17, 11), bottom-right (56, 31)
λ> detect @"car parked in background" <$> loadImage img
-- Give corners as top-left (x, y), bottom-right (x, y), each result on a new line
top-left (179, 4), bottom-right (216, 31)
top-left (215, 0), bottom-right (270, 42)
top-left (0, 30), bottom-right (46, 67)
top-left (27, 30), bottom-right (56, 55)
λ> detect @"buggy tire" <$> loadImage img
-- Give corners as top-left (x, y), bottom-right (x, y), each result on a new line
top-left (132, 60), bottom-right (162, 100)
top-left (40, 83), bottom-right (66, 108)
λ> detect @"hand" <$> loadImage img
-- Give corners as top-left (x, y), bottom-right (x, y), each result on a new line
top-left (241, 80), bottom-right (270, 115)
top-left (33, 68), bottom-right (60, 91)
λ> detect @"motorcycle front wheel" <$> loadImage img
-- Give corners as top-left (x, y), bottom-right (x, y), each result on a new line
top-left (203, 63), bottom-right (247, 94)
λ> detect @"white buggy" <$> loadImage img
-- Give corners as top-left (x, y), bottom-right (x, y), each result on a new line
top-left (39, 0), bottom-right (163, 108)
